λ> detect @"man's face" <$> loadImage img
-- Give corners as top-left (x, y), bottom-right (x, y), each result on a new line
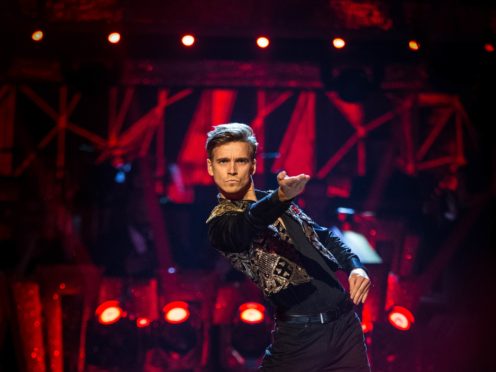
top-left (207, 141), bottom-right (256, 200)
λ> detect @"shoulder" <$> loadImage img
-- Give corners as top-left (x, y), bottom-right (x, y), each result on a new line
top-left (206, 199), bottom-right (250, 223)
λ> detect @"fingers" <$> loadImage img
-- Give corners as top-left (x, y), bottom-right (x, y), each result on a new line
top-left (280, 175), bottom-right (310, 188)
top-left (360, 291), bottom-right (369, 304)
top-left (349, 274), bottom-right (357, 298)
top-left (349, 275), bottom-right (371, 305)
top-left (276, 171), bottom-right (310, 200)
top-left (277, 171), bottom-right (287, 182)
top-left (277, 171), bottom-right (309, 185)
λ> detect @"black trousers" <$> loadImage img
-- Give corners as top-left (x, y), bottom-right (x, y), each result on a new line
top-left (260, 310), bottom-right (370, 372)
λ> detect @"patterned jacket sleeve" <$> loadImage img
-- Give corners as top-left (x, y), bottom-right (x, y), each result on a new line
top-left (207, 190), bottom-right (291, 253)
top-left (312, 223), bottom-right (366, 273)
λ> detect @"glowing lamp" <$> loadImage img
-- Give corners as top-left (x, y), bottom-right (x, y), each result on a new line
top-left (108, 32), bottom-right (121, 44)
top-left (238, 302), bottom-right (265, 324)
top-left (332, 38), bottom-right (346, 49)
top-left (136, 317), bottom-right (150, 328)
top-left (181, 34), bottom-right (195, 47)
top-left (32, 30), bottom-right (44, 42)
top-left (95, 300), bottom-right (123, 325)
top-left (408, 40), bottom-right (420, 51)
top-left (163, 301), bottom-right (190, 324)
top-left (361, 321), bottom-right (373, 333)
top-left (388, 306), bottom-right (415, 331)
top-left (256, 36), bottom-right (270, 49)
top-left (484, 43), bottom-right (495, 53)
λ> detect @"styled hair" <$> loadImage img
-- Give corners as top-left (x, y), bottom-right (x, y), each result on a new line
top-left (205, 123), bottom-right (258, 160)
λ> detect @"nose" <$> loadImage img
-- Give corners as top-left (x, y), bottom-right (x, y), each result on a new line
top-left (227, 161), bottom-right (237, 175)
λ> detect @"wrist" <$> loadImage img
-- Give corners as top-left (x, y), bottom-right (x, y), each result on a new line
top-left (277, 187), bottom-right (290, 202)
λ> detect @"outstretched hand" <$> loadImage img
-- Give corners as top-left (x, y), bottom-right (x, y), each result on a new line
top-left (277, 171), bottom-right (310, 201)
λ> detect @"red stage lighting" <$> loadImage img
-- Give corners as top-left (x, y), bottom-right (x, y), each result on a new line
top-left (387, 306), bottom-right (415, 331)
top-left (238, 302), bottom-right (265, 324)
top-left (136, 317), bottom-right (150, 328)
top-left (408, 40), bottom-right (420, 51)
top-left (95, 300), bottom-right (123, 325)
top-left (181, 34), bottom-right (195, 47)
top-left (332, 37), bottom-right (346, 49)
top-left (31, 30), bottom-right (44, 42)
top-left (484, 43), bottom-right (495, 53)
top-left (256, 36), bottom-right (270, 49)
top-left (108, 32), bottom-right (121, 44)
top-left (163, 301), bottom-right (190, 324)
top-left (361, 321), bottom-right (374, 334)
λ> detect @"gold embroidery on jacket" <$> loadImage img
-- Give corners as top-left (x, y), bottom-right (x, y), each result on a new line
top-left (207, 198), bottom-right (311, 296)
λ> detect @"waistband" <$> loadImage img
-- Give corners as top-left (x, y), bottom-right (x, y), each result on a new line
top-left (275, 299), bottom-right (354, 324)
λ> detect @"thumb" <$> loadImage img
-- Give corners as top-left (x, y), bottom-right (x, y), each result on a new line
top-left (277, 171), bottom-right (287, 181)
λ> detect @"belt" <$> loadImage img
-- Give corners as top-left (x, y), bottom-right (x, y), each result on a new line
top-left (275, 299), bottom-right (353, 324)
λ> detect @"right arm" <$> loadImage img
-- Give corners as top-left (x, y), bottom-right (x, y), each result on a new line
top-left (208, 171), bottom-right (310, 253)
top-left (207, 190), bottom-right (291, 253)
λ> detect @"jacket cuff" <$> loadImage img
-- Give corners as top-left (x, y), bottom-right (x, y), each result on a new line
top-left (345, 257), bottom-right (367, 274)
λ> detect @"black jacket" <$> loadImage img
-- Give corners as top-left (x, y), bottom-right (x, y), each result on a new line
top-left (207, 189), bottom-right (364, 297)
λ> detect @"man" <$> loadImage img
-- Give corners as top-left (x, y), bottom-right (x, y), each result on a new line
top-left (206, 123), bottom-right (371, 371)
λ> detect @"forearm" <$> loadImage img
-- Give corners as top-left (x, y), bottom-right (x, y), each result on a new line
top-left (208, 190), bottom-right (291, 253)
top-left (327, 234), bottom-right (365, 273)
top-left (313, 224), bottom-right (365, 273)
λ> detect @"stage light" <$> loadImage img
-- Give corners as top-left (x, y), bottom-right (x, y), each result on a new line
top-left (361, 321), bottom-right (374, 333)
top-left (408, 40), bottom-right (420, 51)
top-left (256, 36), bottom-right (270, 49)
top-left (136, 317), bottom-right (150, 328)
top-left (95, 300), bottom-right (123, 325)
top-left (332, 37), bottom-right (346, 49)
top-left (181, 34), bottom-right (195, 47)
top-left (215, 283), bottom-right (272, 370)
top-left (231, 302), bottom-right (271, 360)
top-left (31, 30), bottom-right (44, 42)
top-left (484, 43), bottom-right (495, 53)
top-left (108, 32), bottom-right (121, 44)
top-left (149, 270), bottom-right (216, 371)
top-left (387, 306), bottom-right (415, 331)
top-left (163, 301), bottom-right (190, 324)
top-left (239, 302), bottom-right (265, 324)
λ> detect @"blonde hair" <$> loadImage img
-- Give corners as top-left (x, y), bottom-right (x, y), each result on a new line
top-left (205, 123), bottom-right (258, 160)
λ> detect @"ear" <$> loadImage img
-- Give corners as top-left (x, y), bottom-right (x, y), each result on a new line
top-left (251, 158), bottom-right (257, 175)
top-left (207, 158), bottom-right (214, 176)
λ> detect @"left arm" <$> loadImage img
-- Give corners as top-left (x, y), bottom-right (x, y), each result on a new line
top-left (314, 224), bottom-right (371, 304)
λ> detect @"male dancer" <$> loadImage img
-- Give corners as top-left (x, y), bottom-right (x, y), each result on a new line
top-left (206, 123), bottom-right (371, 371)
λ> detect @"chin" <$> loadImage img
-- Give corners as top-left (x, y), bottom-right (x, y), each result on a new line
top-left (220, 189), bottom-right (242, 199)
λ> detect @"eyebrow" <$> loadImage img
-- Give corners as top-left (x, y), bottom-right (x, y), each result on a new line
top-left (216, 157), bottom-right (250, 162)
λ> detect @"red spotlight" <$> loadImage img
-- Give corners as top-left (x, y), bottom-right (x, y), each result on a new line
top-left (136, 317), bottom-right (150, 328)
top-left (108, 32), bottom-right (121, 44)
top-left (484, 43), bottom-right (495, 53)
top-left (238, 302), bottom-right (265, 324)
top-left (31, 30), bottom-right (44, 42)
top-left (181, 34), bottom-right (195, 47)
top-left (163, 301), bottom-right (190, 324)
top-left (361, 321), bottom-right (374, 334)
top-left (256, 36), bottom-right (270, 49)
top-left (332, 37), bottom-right (346, 49)
top-left (387, 306), bottom-right (415, 331)
top-left (408, 40), bottom-right (420, 51)
top-left (95, 300), bottom-right (123, 325)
